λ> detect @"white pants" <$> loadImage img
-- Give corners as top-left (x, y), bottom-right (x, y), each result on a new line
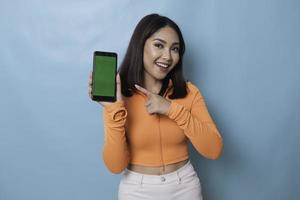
top-left (118, 160), bottom-right (203, 200)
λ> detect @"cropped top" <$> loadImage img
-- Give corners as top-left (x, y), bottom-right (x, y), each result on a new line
top-left (102, 81), bottom-right (223, 173)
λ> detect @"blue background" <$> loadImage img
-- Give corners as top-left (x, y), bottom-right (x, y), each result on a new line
top-left (1, 0), bottom-right (299, 199)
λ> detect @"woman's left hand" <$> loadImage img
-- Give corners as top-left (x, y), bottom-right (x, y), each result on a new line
top-left (135, 84), bottom-right (171, 115)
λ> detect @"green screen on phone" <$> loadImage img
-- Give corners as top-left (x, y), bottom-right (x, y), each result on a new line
top-left (93, 54), bottom-right (116, 97)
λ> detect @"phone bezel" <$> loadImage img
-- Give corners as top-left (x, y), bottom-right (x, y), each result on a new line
top-left (92, 51), bottom-right (117, 102)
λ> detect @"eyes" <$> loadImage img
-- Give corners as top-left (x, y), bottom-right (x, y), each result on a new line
top-left (154, 43), bottom-right (180, 53)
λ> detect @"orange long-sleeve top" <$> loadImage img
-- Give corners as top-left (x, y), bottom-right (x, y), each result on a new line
top-left (102, 81), bottom-right (223, 173)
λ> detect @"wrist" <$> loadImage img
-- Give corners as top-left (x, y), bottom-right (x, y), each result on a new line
top-left (163, 100), bottom-right (172, 115)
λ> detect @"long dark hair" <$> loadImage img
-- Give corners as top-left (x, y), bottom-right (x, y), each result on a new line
top-left (118, 13), bottom-right (187, 99)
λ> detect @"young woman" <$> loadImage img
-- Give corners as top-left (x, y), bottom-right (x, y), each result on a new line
top-left (89, 13), bottom-right (223, 200)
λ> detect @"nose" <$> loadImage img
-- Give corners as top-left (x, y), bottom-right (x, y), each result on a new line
top-left (162, 49), bottom-right (172, 62)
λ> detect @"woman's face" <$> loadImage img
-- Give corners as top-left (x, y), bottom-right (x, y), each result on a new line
top-left (143, 26), bottom-right (180, 82)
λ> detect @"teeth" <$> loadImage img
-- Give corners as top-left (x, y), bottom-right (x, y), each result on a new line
top-left (156, 62), bottom-right (169, 68)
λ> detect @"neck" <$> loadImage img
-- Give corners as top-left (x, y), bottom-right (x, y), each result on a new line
top-left (143, 74), bottom-right (162, 95)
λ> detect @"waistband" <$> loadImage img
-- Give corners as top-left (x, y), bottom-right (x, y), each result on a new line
top-left (121, 160), bottom-right (195, 185)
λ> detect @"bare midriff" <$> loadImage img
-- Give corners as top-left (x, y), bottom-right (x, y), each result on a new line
top-left (127, 159), bottom-right (189, 175)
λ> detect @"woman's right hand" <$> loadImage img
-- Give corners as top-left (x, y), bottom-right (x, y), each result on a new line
top-left (88, 71), bottom-right (123, 107)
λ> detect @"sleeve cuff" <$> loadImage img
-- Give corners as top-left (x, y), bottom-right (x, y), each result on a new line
top-left (104, 101), bottom-right (127, 122)
top-left (166, 101), bottom-right (184, 119)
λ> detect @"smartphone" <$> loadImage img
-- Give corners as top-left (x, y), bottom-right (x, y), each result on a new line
top-left (92, 51), bottom-right (117, 102)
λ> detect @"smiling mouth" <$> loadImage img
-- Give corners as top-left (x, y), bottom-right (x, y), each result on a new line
top-left (156, 62), bottom-right (169, 68)
top-left (155, 62), bottom-right (171, 72)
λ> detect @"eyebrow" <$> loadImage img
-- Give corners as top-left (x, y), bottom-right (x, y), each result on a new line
top-left (152, 38), bottom-right (180, 46)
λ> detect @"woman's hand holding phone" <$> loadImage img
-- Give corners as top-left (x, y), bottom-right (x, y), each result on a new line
top-left (88, 71), bottom-right (123, 107)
